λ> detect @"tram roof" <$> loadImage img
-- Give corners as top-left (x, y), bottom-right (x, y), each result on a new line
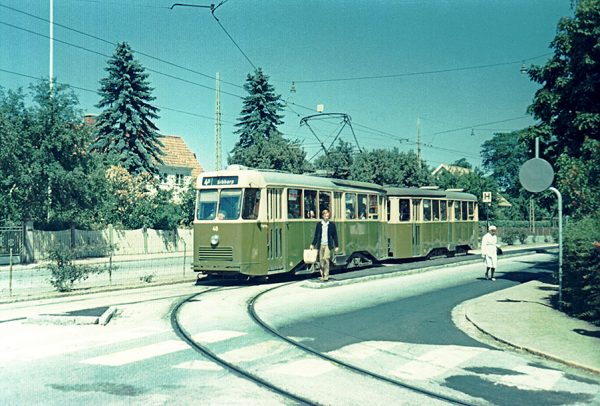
top-left (198, 167), bottom-right (385, 193)
top-left (385, 187), bottom-right (477, 201)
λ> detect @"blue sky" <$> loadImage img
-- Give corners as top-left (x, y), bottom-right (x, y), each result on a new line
top-left (0, 0), bottom-right (573, 171)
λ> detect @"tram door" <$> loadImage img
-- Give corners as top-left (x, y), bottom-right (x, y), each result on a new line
top-left (266, 188), bottom-right (284, 272)
top-left (412, 199), bottom-right (422, 256)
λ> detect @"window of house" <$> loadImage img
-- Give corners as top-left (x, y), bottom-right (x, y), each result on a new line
top-left (175, 173), bottom-right (185, 186)
top-left (345, 193), bottom-right (357, 219)
top-left (287, 189), bottom-right (302, 219)
top-left (399, 199), bottom-right (411, 221)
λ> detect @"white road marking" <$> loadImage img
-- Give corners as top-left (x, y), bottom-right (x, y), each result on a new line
top-left (328, 341), bottom-right (404, 360)
top-left (82, 340), bottom-right (189, 366)
top-left (173, 360), bottom-right (223, 371)
top-left (220, 340), bottom-right (289, 363)
top-left (191, 330), bottom-right (246, 343)
top-left (392, 346), bottom-right (486, 380)
top-left (268, 358), bottom-right (336, 377)
top-left (496, 365), bottom-right (563, 390)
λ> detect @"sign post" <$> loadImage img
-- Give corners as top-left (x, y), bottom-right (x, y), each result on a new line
top-left (519, 157), bottom-right (563, 310)
top-left (482, 192), bottom-right (492, 227)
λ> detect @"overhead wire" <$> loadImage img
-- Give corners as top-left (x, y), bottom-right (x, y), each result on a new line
top-left (0, 67), bottom-right (235, 123)
top-left (290, 53), bottom-right (552, 84)
top-left (0, 19), bottom-right (245, 100)
top-left (0, 2), bottom-right (244, 90)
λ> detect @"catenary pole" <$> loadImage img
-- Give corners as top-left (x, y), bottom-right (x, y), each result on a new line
top-left (549, 187), bottom-right (563, 310)
top-left (49, 0), bottom-right (53, 94)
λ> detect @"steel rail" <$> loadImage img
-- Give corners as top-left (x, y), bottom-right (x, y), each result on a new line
top-left (170, 284), bottom-right (316, 406)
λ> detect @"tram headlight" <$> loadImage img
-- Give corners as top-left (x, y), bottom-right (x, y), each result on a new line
top-left (210, 234), bottom-right (220, 246)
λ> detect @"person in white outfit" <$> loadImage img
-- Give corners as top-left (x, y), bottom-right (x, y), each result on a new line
top-left (481, 225), bottom-right (500, 280)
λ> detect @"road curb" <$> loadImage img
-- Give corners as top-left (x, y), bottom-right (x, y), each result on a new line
top-left (301, 249), bottom-right (546, 289)
top-left (463, 312), bottom-right (600, 376)
top-left (26, 306), bottom-right (118, 326)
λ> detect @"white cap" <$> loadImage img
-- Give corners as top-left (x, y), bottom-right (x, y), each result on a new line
top-left (489, 225), bottom-right (497, 231)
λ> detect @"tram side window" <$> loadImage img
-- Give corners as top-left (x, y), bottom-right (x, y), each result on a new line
top-left (242, 188), bottom-right (261, 220)
top-left (197, 189), bottom-right (218, 220)
top-left (218, 189), bottom-right (242, 220)
top-left (423, 199), bottom-right (432, 221)
top-left (433, 200), bottom-right (440, 221)
top-left (468, 201), bottom-right (475, 220)
top-left (357, 194), bottom-right (368, 219)
top-left (318, 191), bottom-right (331, 218)
top-left (462, 201), bottom-right (468, 221)
top-left (399, 199), bottom-right (410, 222)
top-left (440, 200), bottom-right (447, 221)
top-left (454, 201), bottom-right (462, 221)
top-left (304, 189), bottom-right (317, 219)
top-left (287, 189), bottom-right (302, 219)
top-left (387, 199), bottom-right (391, 222)
top-left (368, 195), bottom-right (379, 219)
top-left (345, 193), bottom-right (357, 219)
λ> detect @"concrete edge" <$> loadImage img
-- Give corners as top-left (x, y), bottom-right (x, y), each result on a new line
top-left (98, 306), bottom-right (117, 326)
top-left (0, 277), bottom-right (198, 305)
top-left (301, 249), bottom-right (544, 289)
top-left (27, 314), bottom-right (100, 326)
top-left (26, 306), bottom-right (118, 326)
top-left (462, 312), bottom-right (600, 376)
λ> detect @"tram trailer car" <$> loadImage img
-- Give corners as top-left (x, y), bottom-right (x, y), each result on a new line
top-left (192, 167), bottom-right (479, 278)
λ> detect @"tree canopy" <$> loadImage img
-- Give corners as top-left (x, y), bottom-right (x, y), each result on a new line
top-left (0, 82), bottom-right (108, 229)
top-left (93, 42), bottom-right (164, 176)
top-left (526, 0), bottom-right (600, 218)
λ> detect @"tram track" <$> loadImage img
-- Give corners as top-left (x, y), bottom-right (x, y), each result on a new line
top-left (248, 283), bottom-right (475, 406)
top-left (171, 279), bottom-right (480, 405)
top-left (170, 283), bottom-right (316, 405)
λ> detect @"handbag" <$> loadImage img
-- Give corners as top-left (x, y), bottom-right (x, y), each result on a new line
top-left (303, 248), bottom-right (318, 264)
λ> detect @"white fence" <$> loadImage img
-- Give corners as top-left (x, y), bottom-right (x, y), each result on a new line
top-left (31, 226), bottom-right (193, 260)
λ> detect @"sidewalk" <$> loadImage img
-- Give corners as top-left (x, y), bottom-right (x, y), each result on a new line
top-left (459, 279), bottom-right (600, 375)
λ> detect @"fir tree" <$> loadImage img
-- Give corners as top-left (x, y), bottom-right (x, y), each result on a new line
top-left (233, 68), bottom-right (285, 147)
top-left (229, 68), bottom-right (308, 173)
top-left (93, 42), bottom-right (164, 175)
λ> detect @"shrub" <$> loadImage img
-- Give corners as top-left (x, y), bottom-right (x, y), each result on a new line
top-left (500, 229), bottom-right (519, 245)
top-left (562, 215), bottom-right (600, 325)
top-left (47, 245), bottom-right (107, 292)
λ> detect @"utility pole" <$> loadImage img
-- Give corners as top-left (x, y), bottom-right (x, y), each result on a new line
top-left (416, 117), bottom-right (422, 169)
top-left (215, 72), bottom-right (222, 170)
top-left (49, 0), bottom-right (54, 94)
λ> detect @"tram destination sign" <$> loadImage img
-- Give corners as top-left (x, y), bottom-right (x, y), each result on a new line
top-left (202, 176), bottom-right (239, 186)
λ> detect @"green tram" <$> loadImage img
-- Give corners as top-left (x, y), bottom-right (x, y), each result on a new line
top-left (192, 166), bottom-right (479, 278)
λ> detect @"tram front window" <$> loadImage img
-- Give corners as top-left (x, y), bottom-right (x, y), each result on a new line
top-left (219, 189), bottom-right (242, 220)
top-left (197, 189), bottom-right (218, 220)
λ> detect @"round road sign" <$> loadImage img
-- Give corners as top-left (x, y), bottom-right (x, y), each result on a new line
top-left (519, 158), bottom-right (554, 193)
